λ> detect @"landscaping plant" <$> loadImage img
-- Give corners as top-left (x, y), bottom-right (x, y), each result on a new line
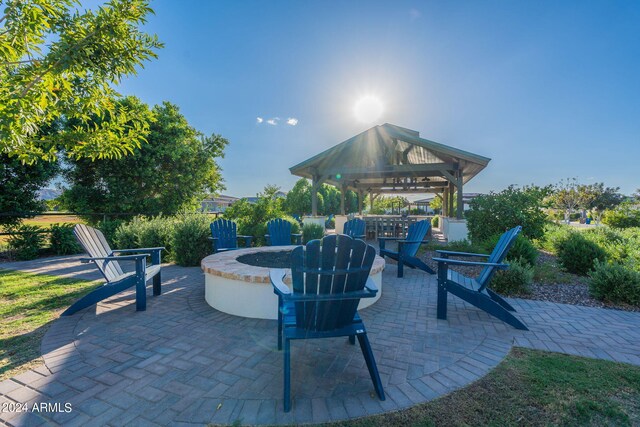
top-left (489, 258), bottom-right (534, 296)
top-left (49, 223), bottom-right (82, 255)
top-left (302, 223), bottom-right (325, 244)
top-left (171, 214), bottom-right (212, 267)
top-left (589, 260), bottom-right (640, 306)
top-left (555, 232), bottom-right (607, 276)
top-left (7, 225), bottom-right (44, 260)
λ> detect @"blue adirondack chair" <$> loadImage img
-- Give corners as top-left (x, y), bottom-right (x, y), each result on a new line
top-left (209, 219), bottom-right (253, 253)
top-left (265, 218), bottom-right (302, 246)
top-left (270, 234), bottom-right (385, 412)
top-left (433, 226), bottom-right (528, 330)
top-left (63, 224), bottom-right (164, 316)
top-left (378, 219), bottom-right (435, 277)
top-left (343, 218), bottom-right (366, 239)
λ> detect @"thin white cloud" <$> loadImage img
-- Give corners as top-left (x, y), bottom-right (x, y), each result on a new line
top-left (256, 117), bottom-right (263, 124)
top-left (286, 117), bottom-right (298, 126)
top-left (410, 8), bottom-right (422, 20)
top-left (266, 118), bottom-right (279, 126)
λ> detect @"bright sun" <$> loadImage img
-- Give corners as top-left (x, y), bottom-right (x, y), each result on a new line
top-left (354, 96), bottom-right (384, 123)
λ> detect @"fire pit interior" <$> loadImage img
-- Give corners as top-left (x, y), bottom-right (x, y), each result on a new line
top-left (236, 250), bottom-right (292, 269)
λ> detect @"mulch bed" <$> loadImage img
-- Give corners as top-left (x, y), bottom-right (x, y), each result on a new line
top-left (418, 249), bottom-right (640, 313)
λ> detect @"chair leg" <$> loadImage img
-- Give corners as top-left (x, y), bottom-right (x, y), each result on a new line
top-left (486, 288), bottom-right (516, 312)
top-left (284, 338), bottom-right (291, 412)
top-left (277, 302), bottom-right (283, 351)
top-left (348, 335), bottom-right (355, 345)
top-left (397, 257), bottom-right (404, 278)
top-left (437, 282), bottom-right (447, 320)
top-left (153, 271), bottom-right (161, 296)
top-left (357, 333), bottom-right (385, 400)
top-left (135, 277), bottom-right (146, 312)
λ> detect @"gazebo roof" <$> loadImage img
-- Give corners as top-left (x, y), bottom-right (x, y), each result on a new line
top-left (290, 123), bottom-right (490, 194)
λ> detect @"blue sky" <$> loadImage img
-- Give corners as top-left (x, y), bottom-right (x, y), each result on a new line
top-left (117, 0), bottom-right (640, 198)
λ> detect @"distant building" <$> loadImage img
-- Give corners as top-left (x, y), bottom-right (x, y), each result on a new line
top-left (244, 191), bottom-right (287, 204)
top-left (201, 195), bottom-right (240, 212)
top-left (414, 193), bottom-right (482, 213)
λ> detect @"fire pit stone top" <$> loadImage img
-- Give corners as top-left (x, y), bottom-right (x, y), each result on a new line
top-left (201, 245), bottom-right (385, 285)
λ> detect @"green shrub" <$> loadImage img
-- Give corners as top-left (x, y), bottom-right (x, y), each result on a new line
top-left (589, 260), bottom-right (640, 306)
top-left (602, 203), bottom-right (640, 229)
top-left (466, 185), bottom-right (551, 242)
top-left (556, 232), bottom-right (607, 275)
top-left (482, 234), bottom-right (538, 266)
top-left (171, 214), bottom-right (211, 266)
top-left (489, 258), bottom-right (534, 296)
top-left (49, 223), bottom-right (82, 255)
top-left (431, 215), bottom-right (439, 228)
top-left (302, 223), bottom-right (325, 244)
top-left (94, 218), bottom-right (126, 245)
top-left (8, 225), bottom-right (45, 260)
top-left (113, 216), bottom-right (175, 257)
top-left (537, 223), bottom-right (573, 254)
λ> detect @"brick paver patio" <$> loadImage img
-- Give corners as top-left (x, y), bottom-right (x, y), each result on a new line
top-left (1, 256), bottom-right (639, 426)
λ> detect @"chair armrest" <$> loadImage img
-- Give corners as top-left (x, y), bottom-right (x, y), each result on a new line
top-left (112, 247), bottom-right (165, 253)
top-left (432, 257), bottom-right (509, 269)
top-left (80, 254), bottom-right (147, 264)
top-left (377, 237), bottom-right (399, 241)
top-left (435, 249), bottom-right (490, 258)
top-left (282, 289), bottom-right (377, 302)
top-left (238, 235), bottom-right (253, 248)
top-left (270, 269), bottom-right (291, 296)
top-left (397, 240), bottom-right (426, 244)
top-left (355, 234), bottom-right (366, 239)
top-left (111, 248), bottom-right (163, 264)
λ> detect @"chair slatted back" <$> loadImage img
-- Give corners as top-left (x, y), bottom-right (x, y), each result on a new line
top-left (210, 219), bottom-right (238, 250)
top-left (400, 220), bottom-right (431, 257)
top-left (267, 218), bottom-right (293, 246)
top-left (290, 234), bottom-right (376, 332)
top-left (343, 218), bottom-right (365, 238)
top-left (477, 226), bottom-right (522, 289)
top-left (73, 224), bottom-right (124, 282)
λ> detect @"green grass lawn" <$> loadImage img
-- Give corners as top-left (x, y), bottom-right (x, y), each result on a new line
top-left (0, 268), bottom-right (98, 380)
top-left (330, 348), bottom-right (640, 427)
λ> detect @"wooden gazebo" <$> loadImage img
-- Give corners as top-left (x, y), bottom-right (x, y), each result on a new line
top-left (289, 123), bottom-right (490, 219)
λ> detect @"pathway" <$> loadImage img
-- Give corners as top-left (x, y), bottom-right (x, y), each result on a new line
top-left (0, 256), bottom-right (639, 426)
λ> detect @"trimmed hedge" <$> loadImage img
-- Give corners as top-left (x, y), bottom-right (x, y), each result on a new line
top-left (556, 232), bottom-right (607, 275)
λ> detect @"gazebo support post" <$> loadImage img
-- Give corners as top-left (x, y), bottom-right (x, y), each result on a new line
top-left (358, 190), bottom-right (363, 215)
top-left (456, 171), bottom-right (464, 219)
top-left (448, 183), bottom-right (454, 218)
top-left (340, 184), bottom-right (346, 215)
top-left (442, 190), bottom-right (449, 218)
top-left (311, 175), bottom-right (319, 216)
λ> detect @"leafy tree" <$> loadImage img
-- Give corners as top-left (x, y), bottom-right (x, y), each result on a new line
top-left (0, 0), bottom-right (162, 162)
top-left (284, 178), bottom-right (359, 216)
top-left (366, 195), bottom-right (408, 214)
top-left (0, 153), bottom-right (59, 227)
top-left (549, 178), bottom-right (581, 223)
top-left (225, 184), bottom-right (299, 245)
top-left (580, 183), bottom-right (624, 224)
top-left (284, 179), bottom-right (312, 215)
top-left (62, 99), bottom-right (227, 220)
top-left (466, 185), bottom-right (551, 242)
top-left (633, 188), bottom-right (640, 202)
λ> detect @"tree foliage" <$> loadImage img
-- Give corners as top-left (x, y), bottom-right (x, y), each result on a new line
top-left (466, 185), bottom-right (551, 242)
top-left (284, 178), bottom-right (360, 216)
top-left (0, 152), bottom-right (59, 227)
top-left (0, 0), bottom-right (163, 162)
top-left (62, 99), bottom-right (227, 220)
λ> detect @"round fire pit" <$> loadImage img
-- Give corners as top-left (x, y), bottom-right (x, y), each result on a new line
top-left (201, 245), bottom-right (385, 320)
